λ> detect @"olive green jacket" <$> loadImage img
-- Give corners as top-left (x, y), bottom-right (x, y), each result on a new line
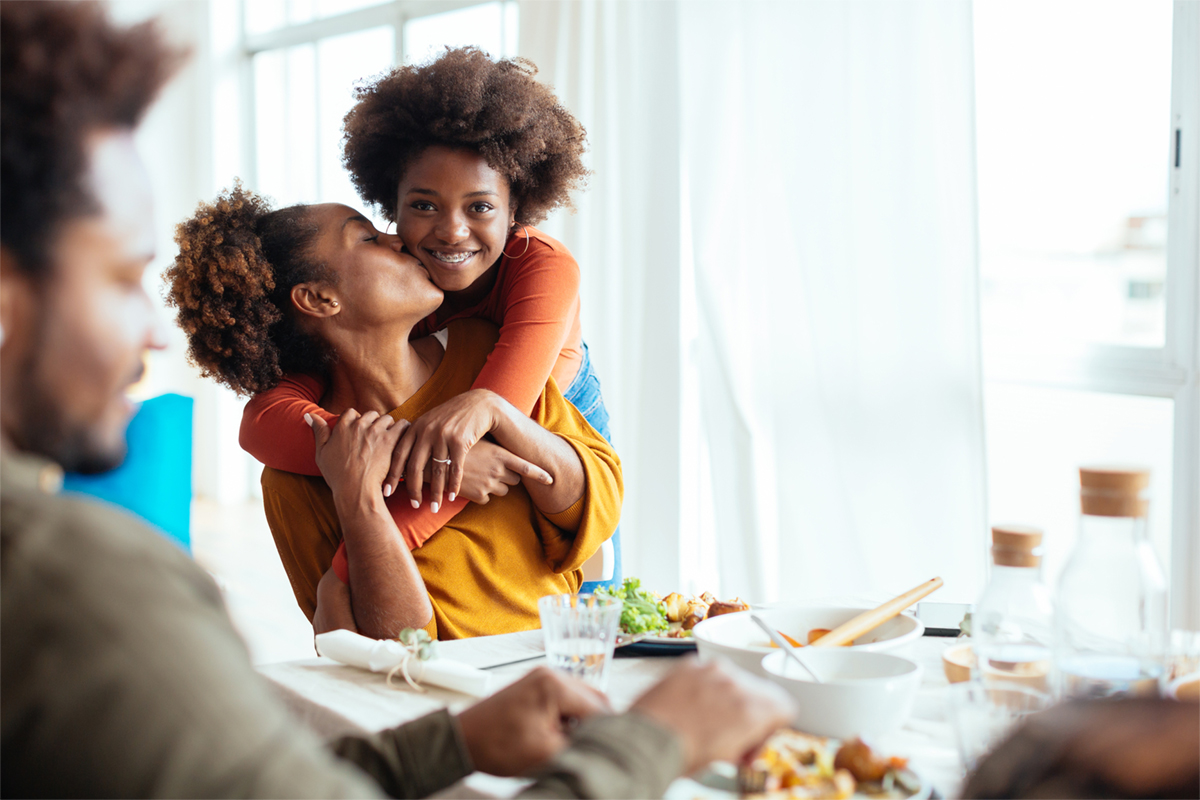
top-left (1, 449), bottom-right (680, 798)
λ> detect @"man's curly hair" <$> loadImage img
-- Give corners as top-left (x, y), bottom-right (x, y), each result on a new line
top-left (166, 184), bottom-right (334, 396)
top-left (343, 46), bottom-right (589, 225)
top-left (1, 1), bottom-right (184, 278)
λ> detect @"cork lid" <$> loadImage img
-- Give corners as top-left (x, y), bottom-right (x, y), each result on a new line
top-left (991, 524), bottom-right (1043, 567)
top-left (1079, 466), bottom-right (1150, 518)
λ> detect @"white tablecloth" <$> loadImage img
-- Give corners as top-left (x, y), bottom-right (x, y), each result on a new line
top-left (258, 631), bottom-right (965, 798)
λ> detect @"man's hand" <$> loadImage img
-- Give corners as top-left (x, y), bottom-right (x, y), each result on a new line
top-left (456, 666), bottom-right (611, 776)
top-left (629, 659), bottom-right (796, 775)
top-left (307, 410), bottom-right (407, 499)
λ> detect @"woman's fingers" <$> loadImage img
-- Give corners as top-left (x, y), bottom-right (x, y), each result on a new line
top-left (500, 451), bottom-right (551, 485)
top-left (445, 437), bottom-right (473, 503)
top-left (402, 431), bottom-right (428, 509)
top-left (304, 412), bottom-right (332, 453)
top-left (427, 445), bottom-right (451, 513)
top-left (384, 420), bottom-right (413, 498)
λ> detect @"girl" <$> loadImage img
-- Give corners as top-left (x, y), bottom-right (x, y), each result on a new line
top-left (239, 47), bottom-right (620, 589)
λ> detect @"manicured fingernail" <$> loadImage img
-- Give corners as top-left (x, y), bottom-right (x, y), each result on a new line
top-left (431, 502), bottom-right (440, 513)
top-left (383, 484), bottom-right (392, 497)
top-left (448, 492), bottom-right (456, 502)
top-left (303, 413), bottom-right (312, 426)
top-left (543, 473), bottom-right (554, 484)
top-left (411, 499), bottom-right (420, 509)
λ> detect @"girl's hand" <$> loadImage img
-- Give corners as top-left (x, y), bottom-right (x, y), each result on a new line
top-left (307, 410), bottom-right (408, 501)
top-left (387, 389), bottom-right (546, 511)
top-left (455, 440), bottom-right (553, 505)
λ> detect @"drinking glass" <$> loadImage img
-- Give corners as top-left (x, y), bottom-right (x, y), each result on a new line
top-left (948, 681), bottom-right (1051, 773)
top-left (538, 593), bottom-right (622, 691)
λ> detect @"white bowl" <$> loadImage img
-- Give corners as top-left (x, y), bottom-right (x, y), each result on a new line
top-left (693, 607), bottom-right (924, 677)
top-left (761, 649), bottom-right (922, 739)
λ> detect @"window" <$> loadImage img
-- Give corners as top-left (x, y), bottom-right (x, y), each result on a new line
top-left (975, 0), bottom-right (1199, 627)
top-left (240, 0), bottom-right (518, 225)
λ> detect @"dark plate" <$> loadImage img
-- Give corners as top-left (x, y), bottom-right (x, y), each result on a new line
top-left (615, 639), bottom-right (697, 657)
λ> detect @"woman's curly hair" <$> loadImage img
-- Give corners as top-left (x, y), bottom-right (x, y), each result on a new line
top-left (166, 184), bottom-right (334, 396)
top-left (343, 46), bottom-right (589, 225)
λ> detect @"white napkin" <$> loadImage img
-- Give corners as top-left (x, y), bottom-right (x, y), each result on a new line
top-left (315, 629), bottom-right (493, 698)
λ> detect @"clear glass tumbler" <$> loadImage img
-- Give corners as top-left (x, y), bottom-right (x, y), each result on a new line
top-left (948, 681), bottom-right (1051, 773)
top-left (538, 593), bottom-right (623, 691)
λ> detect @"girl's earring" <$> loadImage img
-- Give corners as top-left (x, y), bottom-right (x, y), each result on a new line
top-left (331, 300), bottom-right (339, 308)
top-left (502, 224), bottom-right (531, 260)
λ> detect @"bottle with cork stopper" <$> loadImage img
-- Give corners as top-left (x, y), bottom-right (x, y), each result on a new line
top-left (972, 524), bottom-right (1053, 690)
top-left (1054, 466), bottom-right (1168, 699)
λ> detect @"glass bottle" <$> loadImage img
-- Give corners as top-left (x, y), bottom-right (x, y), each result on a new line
top-left (972, 525), bottom-right (1054, 691)
top-left (1054, 466), bottom-right (1168, 698)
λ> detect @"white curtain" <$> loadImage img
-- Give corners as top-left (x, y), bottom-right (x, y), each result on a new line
top-left (520, 0), bottom-right (987, 604)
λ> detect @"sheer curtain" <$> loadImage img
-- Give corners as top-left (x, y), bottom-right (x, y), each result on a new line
top-left (521, 0), bottom-right (987, 603)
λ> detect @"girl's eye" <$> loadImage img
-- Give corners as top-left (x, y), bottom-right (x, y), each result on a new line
top-left (411, 201), bottom-right (435, 212)
top-left (471, 202), bottom-right (495, 213)
top-left (364, 234), bottom-right (380, 243)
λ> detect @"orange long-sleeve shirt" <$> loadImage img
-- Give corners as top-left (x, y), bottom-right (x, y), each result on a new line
top-left (239, 227), bottom-right (584, 550)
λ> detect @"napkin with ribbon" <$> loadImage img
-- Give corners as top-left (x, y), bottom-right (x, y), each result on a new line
top-left (315, 629), bottom-right (493, 698)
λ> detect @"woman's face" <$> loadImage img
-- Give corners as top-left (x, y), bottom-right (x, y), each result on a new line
top-left (395, 145), bottom-right (515, 295)
top-left (306, 203), bottom-right (443, 325)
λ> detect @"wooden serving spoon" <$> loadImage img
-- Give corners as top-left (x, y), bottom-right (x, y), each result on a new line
top-left (808, 577), bottom-right (944, 648)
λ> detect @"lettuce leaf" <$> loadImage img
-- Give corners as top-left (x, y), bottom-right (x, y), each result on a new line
top-left (596, 577), bottom-right (669, 635)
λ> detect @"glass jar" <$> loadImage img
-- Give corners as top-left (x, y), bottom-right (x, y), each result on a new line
top-left (1054, 466), bottom-right (1168, 698)
top-left (972, 525), bottom-right (1054, 691)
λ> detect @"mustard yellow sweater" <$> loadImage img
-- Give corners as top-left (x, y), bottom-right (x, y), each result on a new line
top-left (260, 319), bottom-right (622, 639)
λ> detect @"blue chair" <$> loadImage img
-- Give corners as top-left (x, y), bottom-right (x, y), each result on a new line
top-left (63, 393), bottom-right (193, 551)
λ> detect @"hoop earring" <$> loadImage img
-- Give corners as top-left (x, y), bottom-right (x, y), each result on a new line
top-left (502, 225), bottom-right (531, 260)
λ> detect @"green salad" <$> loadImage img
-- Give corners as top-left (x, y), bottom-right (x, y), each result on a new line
top-left (595, 577), bottom-right (670, 635)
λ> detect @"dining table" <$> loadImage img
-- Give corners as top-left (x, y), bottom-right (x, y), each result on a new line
top-left (258, 630), bottom-right (967, 799)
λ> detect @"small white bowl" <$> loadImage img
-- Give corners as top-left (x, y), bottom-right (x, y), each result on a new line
top-left (693, 607), bottom-right (924, 677)
top-left (761, 649), bottom-right (922, 739)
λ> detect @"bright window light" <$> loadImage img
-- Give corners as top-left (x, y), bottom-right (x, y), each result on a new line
top-left (974, 0), bottom-right (1174, 351)
top-left (403, 1), bottom-right (517, 64)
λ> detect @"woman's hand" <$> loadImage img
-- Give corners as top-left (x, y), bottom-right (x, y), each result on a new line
top-left (307, 410), bottom-right (408, 501)
top-left (386, 389), bottom-right (546, 511)
top-left (313, 567), bottom-right (356, 635)
top-left (454, 440), bottom-right (553, 505)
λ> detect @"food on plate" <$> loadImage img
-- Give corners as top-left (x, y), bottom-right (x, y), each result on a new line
top-left (766, 628), bottom-right (851, 650)
top-left (778, 630), bottom-right (805, 648)
top-left (599, 579), bottom-right (750, 638)
top-left (708, 599), bottom-right (752, 618)
top-left (740, 731), bottom-right (920, 799)
top-left (595, 578), bottom-right (670, 635)
top-left (808, 628), bottom-right (833, 644)
top-left (833, 738), bottom-right (908, 783)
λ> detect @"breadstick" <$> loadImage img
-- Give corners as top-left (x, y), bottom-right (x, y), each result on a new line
top-left (809, 578), bottom-right (943, 648)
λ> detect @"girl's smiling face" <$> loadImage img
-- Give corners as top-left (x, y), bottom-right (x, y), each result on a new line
top-left (395, 145), bottom-right (515, 296)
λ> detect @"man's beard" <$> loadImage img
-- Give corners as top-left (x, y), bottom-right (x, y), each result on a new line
top-left (10, 316), bottom-right (132, 474)
top-left (12, 370), bottom-right (129, 473)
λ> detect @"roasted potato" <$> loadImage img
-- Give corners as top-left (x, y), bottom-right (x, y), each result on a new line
top-left (681, 600), bottom-right (710, 630)
top-left (661, 592), bottom-right (687, 623)
top-left (833, 737), bottom-right (890, 783)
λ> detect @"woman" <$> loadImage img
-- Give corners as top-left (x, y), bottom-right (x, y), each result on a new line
top-left (237, 47), bottom-right (622, 590)
top-left (167, 185), bottom-right (621, 640)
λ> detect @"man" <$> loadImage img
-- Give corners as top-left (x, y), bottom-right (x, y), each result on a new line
top-left (0, 3), bottom-right (792, 797)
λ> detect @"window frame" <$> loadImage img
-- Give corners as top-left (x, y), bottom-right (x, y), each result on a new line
top-left (235, 0), bottom-right (515, 204)
top-left (979, 1), bottom-right (1200, 628)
